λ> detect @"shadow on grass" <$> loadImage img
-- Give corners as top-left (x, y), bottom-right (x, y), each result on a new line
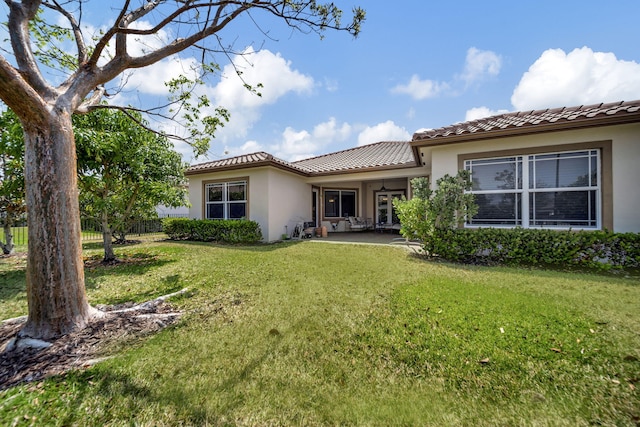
top-left (51, 329), bottom-right (286, 425)
top-left (0, 270), bottom-right (26, 301)
top-left (404, 251), bottom-right (640, 283)
top-left (44, 369), bottom-right (207, 425)
top-left (84, 254), bottom-right (174, 277)
top-left (162, 238), bottom-right (304, 253)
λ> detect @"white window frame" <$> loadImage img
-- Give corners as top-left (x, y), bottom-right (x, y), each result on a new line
top-left (205, 180), bottom-right (247, 220)
top-left (465, 149), bottom-right (601, 230)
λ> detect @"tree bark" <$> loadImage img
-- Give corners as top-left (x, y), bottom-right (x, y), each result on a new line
top-left (101, 210), bottom-right (116, 263)
top-left (19, 110), bottom-right (96, 340)
top-left (1, 221), bottom-right (14, 255)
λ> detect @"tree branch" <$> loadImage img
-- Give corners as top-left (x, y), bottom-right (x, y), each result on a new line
top-left (6, 0), bottom-right (56, 100)
top-left (0, 55), bottom-right (48, 126)
top-left (86, 0), bottom-right (132, 69)
top-left (84, 104), bottom-right (195, 145)
top-left (75, 86), bottom-right (107, 113)
top-left (43, 0), bottom-right (88, 66)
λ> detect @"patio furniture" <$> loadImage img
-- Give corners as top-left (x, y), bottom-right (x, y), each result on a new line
top-left (347, 216), bottom-right (373, 231)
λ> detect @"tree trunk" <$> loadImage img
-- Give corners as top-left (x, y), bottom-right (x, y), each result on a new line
top-left (1, 221), bottom-right (14, 255)
top-left (101, 210), bottom-right (116, 263)
top-left (19, 110), bottom-right (96, 340)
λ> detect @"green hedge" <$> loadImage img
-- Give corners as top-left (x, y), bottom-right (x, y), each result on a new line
top-left (424, 228), bottom-right (640, 272)
top-left (163, 218), bottom-right (262, 244)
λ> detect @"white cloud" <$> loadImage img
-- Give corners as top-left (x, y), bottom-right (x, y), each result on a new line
top-left (312, 117), bottom-right (352, 142)
top-left (323, 78), bottom-right (339, 92)
top-left (391, 74), bottom-right (449, 100)
top-left (125, 56), bottom-right (201, 95)
top-left (116, 44), bottom-right (315, 146)
top-left (213, 47), bottom-right (313, 110)
top-left (223, 140), bottom-right (264, 158)
top-left (209, 47), bottom-right (315, 142)
top-left (465, 106), bottom-right (510, 121)
top-left (272, 117), bottom-right (353, 161)
top-left (357, 121), bottom-right (411, 146)
top-left (127, 20), bottom-right (175, 56)
top-left (392, 48), bottom-right (500, 100)
top-left (460, 47), bottom-right (502, 86)
top-left (511, 47), bottom-right (640, 110)
top-left (276, 127), bottom-right (317, 161)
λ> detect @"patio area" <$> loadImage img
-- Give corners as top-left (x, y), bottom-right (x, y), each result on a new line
top-left (305, 231), bottom-right (407, 246)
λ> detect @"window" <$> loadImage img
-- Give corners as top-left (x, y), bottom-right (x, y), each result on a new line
top-left (465, 149), bottom-right (600, 229)
top-left (205, 180), bottom-right (247, 219)
top-left (324, 189), bottom-right (356, 218)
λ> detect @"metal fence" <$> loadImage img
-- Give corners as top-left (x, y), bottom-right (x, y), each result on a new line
top-left (1, 215), bottom-right (189, 250)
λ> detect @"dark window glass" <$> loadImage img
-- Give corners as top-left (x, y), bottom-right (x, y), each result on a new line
top-left (208, 185), bottom-right (223, 202)
top-left (468, 158), bottom-right (521, 191)
top-left (207, 203), bottom-right (224, 219)
top-left (324, 190), bottom-right (340, 217)
top-left (206, 181), bottom-right (247, 220)
top-left (532, 155), bottom-right (591, 189)
top-left (529, 190), bottom-right (596, 227)
top-left (228, 203), bottom-right (246, 219)
top-left (469, 193), bottom-right (522, 225)
top-left (228, 182), bottom-right (246, 201)
top-left (341, 191), bottom-right (356, 217)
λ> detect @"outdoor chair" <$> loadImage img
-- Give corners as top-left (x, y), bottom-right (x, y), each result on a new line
top-left (347, 216), bottom-right (372, 231)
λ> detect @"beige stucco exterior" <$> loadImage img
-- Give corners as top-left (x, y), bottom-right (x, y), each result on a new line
top-left (188, 166), bottom-right (311, 241)
top-left (421, 122), bottom-right (640, 232)
top-left (187, 103), bottom-right (639, 239)
top-left (188, 164), bottom-right (429, 241)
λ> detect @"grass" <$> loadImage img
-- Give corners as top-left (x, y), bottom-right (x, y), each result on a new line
top-left (1, 240), bottom-right (639, 426)
top-left (0, 225), bottom-right (165, 255)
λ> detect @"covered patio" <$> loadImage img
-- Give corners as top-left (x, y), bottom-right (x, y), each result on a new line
top-left (302, 230), bottom-right (405, 245)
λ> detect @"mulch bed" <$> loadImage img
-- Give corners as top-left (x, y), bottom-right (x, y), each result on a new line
top-left (0, 302), bottom-right (181, 391)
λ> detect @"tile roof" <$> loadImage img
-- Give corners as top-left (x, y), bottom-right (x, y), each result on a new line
top-left (185, 151), bottom-right (306, 175)
top-left (412, 100), bottom-right (640, 144)
top-left (187, 100), bottom-right (640, 176)
top-left (291, 140), bottom-right (417, 174)
top-left (186, 141), bottom-right (417, 176)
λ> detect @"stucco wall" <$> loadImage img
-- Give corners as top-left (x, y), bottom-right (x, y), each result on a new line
top-left (188, 167), bottom-right (310, 241)
top-left (427, 123), bottom-right (640, 232)
top-left (267, 168), bottom-right (311, 241)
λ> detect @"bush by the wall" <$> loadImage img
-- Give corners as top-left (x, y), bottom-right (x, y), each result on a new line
top-left (163, 218), bottom-right (262, 244)
top-left (424, 228), bottom-right (639, 272)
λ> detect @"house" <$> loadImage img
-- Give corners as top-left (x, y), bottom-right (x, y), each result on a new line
top-left (186, 100), bottom-right (640, 241)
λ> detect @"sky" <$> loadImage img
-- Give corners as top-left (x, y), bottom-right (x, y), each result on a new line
top-left (3, 1), bottom-right (640, 164)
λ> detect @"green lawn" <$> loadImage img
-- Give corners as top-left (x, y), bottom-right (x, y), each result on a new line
top-left (1, 240), bottom-right (638, 426)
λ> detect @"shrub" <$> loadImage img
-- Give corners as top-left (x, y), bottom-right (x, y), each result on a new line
top-left (394, 173), bottom-right (477, 238)
top-left (427, 227), bottom-right (640, 272)
top-left (163, 218), bottom-right (262, 244)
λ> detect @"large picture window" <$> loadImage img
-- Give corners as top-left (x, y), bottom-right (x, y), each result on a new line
top-left (465, 149), bottom-right (600, 229)
top-left (324, 189), bottom-right (357, 218)
top-left (205, 180), bottom-right (247, 220)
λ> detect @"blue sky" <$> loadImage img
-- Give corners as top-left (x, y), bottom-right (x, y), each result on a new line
top-left (183, 0), bottom-right (640, 163)
top-left (4, 1), bottom-right (640, 164)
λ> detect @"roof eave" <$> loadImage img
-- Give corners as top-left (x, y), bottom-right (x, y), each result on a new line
top-left (185, 160), bottom-right (310, 177)
top-left (306, 161), bottom-right (421, 177)
top-left (411, 111), bottom-right (640, 148)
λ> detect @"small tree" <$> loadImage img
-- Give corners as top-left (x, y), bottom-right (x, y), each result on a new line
top-left (394, 171), bottom-right (477, 255)
top-left (74, 108), bottom-right (188, 263)
top-left (0, 109), bottom-right (25, 255)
